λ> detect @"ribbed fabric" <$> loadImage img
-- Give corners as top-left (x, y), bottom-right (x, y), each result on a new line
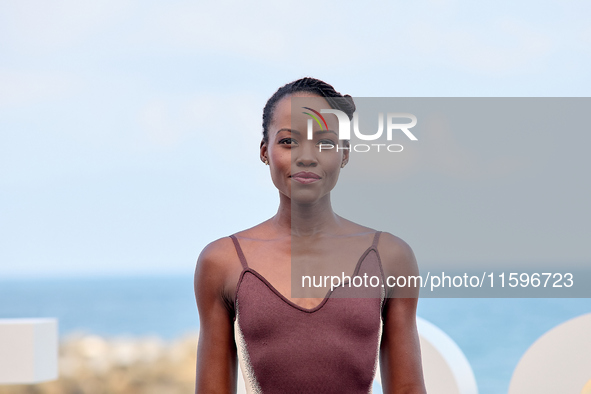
top-left (230, 232), bottom-right (385, 393)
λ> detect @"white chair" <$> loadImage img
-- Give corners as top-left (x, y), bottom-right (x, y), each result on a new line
top-left (509, 313), bottom-right (591, 394)
top-left (0, 318), bottom-right (58, 384)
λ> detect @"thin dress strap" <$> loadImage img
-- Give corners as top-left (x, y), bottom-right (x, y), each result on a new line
top-left (229, 235), bottom-right (249, 269)
top-left (371, 231), bottom-right (382, 248)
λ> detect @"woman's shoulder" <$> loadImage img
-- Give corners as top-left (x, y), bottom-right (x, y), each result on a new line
top-left (374, 232), bottom-right (420, 298)
top-left (377, 231), bottom-right (415, 259)
top-left (376, 231), bottom-right (419, 274)
top-left (197, 236), bottom-right (234, 260)
top-left (196, 223), bottom-right (269, 273)
top-left (195, 236), bottom-right (238, 280)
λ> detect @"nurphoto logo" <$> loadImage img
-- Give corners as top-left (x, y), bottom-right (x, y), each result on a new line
top-left (303, 107), bottom-right (418, 153)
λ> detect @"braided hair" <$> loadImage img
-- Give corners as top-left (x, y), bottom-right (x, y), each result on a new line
top-left (261, 77), bottom-right (356, 144)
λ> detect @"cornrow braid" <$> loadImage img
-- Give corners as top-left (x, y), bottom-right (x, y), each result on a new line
top-left (261, 77), bottom-right (356, 144)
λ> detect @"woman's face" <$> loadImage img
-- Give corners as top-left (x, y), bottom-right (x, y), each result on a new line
top-left (261, 92), bottom-right (349, 204)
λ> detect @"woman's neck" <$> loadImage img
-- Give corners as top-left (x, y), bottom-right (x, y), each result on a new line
top-left (272, 193), bottom-right (341, 238)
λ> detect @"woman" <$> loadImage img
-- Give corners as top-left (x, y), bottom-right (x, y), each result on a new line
top-left (194, 78), bottom-right (426, 393)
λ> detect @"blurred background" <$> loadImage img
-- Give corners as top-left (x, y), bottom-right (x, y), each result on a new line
top-left (1, 0), bottom-right (590, 393)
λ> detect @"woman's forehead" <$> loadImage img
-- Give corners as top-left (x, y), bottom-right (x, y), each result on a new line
top-left (272, 94), bottom-right (332, 125)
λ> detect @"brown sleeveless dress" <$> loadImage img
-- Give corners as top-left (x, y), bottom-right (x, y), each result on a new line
top-left (230, 231), bottom-right (385, 393)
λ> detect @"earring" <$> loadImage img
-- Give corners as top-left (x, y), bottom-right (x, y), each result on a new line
top-left (263, 158), bottom-right (269, 165)
top-left (341, 162), bottom-right (346, 168)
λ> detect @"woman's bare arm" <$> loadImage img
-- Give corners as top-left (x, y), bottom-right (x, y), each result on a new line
top-left (378, 232), bottom-right (426, 394)
top-left (194, 238), bottom-right (239, 393)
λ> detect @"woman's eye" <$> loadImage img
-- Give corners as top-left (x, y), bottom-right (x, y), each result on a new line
top-left (279, 138), bottom-right (297, 145)
top-left (318, 140), bottom-right (336, 147)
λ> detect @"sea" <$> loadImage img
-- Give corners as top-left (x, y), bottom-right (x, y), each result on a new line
top-left (0, 275), bottom-right (589, 394)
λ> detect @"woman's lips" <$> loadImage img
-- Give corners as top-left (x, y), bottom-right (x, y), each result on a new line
top-left (291, 171), bottom-right (321, 184)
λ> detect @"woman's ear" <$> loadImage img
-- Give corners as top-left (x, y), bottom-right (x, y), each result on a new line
top-left (341, 140), bottom-right (350, 167)
top-left (260, 140), bottom-right (269, 165)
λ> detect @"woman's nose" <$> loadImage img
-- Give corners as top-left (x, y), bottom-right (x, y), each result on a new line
top-left (293, 142), bottom-right (318, 167)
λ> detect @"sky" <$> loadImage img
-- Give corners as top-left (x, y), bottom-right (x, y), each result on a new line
top-left (1, 0), bottom-right (590, 278)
